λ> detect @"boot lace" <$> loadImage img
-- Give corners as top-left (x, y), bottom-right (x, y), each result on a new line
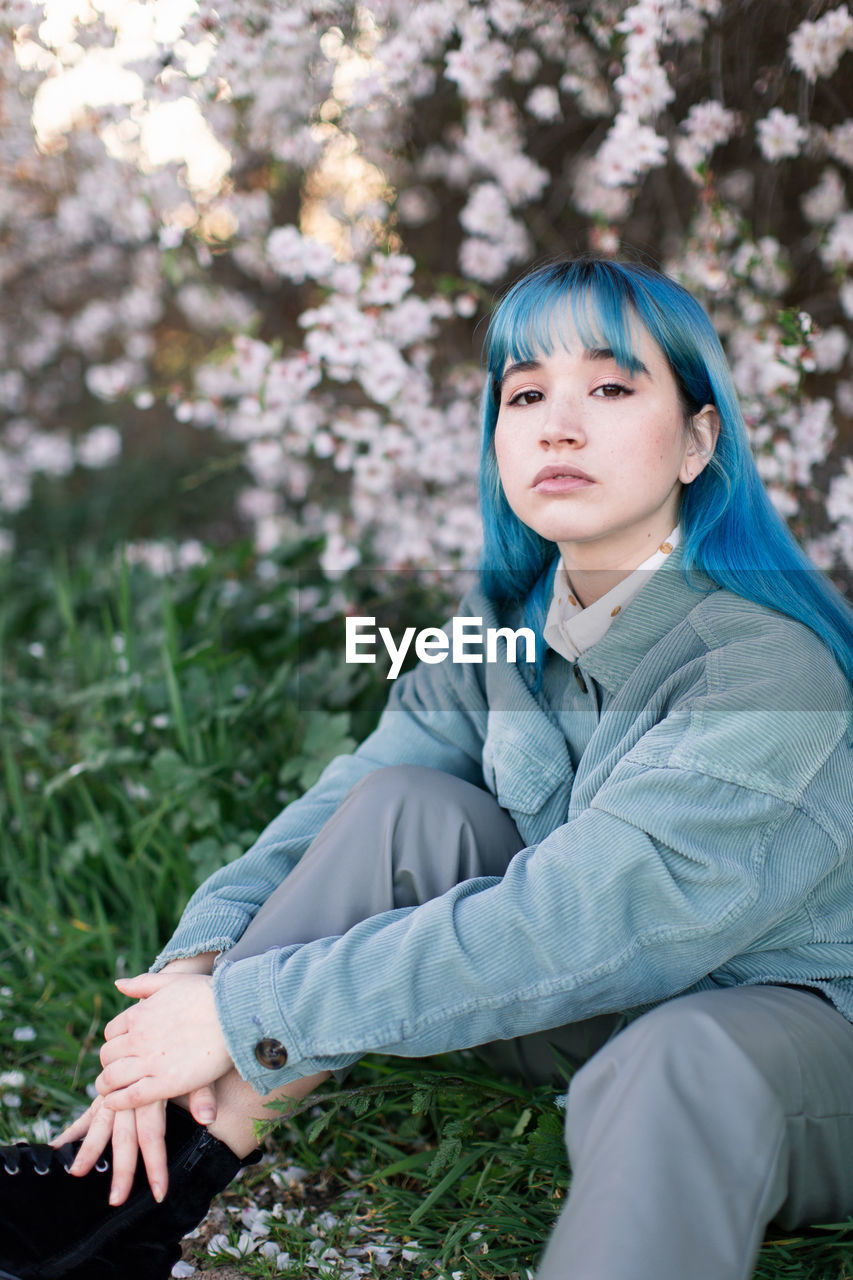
top-left (1, 1141), bottom-right (110, 1177)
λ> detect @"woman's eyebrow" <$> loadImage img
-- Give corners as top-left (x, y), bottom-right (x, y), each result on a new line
top-left (497, 358), bottom-right (542, 393)
top-left (585, 346), bottom-right (651, 377)
top-left (498, 349), bottom-right (651, 393)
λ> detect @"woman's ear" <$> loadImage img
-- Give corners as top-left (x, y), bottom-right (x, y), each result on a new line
top-left (680, 404), bottom-right (720, 484)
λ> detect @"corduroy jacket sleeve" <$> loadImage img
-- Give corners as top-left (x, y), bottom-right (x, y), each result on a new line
top-left (210, 608), bottom-right (853, 1093)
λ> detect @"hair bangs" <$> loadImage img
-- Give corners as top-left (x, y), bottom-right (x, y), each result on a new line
top-left (485, 261), bottom-right (647, 408)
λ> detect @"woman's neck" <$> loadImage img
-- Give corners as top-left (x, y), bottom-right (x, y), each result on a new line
top-left (564, 567), bottom-right (633, 609)
top-left (560, 526), bottom-right (680, 609)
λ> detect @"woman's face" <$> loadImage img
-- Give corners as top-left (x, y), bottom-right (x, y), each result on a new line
top-left (493, 317), bottom-right (710, 576)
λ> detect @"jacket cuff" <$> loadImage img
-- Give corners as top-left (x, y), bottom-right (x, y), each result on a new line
top-left (212, 950), bottom-right (360, 1092)
top-left (150, 905), bottom-right (256, 972)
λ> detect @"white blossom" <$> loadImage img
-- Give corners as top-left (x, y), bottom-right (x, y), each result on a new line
top-left (267, 226), bottom-right (336, 282)
top-left (756, 108), bottom-right (808, 161)
top-left (525, 84), bottom-right (561, 122)
top-left (458, 236), bottom-right (513, 282)
top-left (812, 326), bottom-right (849, 372)
top-left (459, 182), bottom-right (513, 238)
top-left (822, 212), bottom-right (853, 268)
top-left (597, 115), bottom-right (668, 186)
top-left (789, 6), bottom-right (853, 81)
top-left (666, 5), bottom-right (708, 43)
top-left (488, 0), bottom-right (530, 35)
top-left (801, 167), bottom-right (847, 223)
top-left (77, 425), bottom-right (122, 469)
top-left (571, 156), bottom-right (633, 220)
top-left (444, 39), bottom-right (511, 99)
top-left (804, 532), bottom-right (839, 569)
top-left (731, 237), bottom-right (790, 296)
top-left (679, 99), bottom-right (738, 154)
top-left (827, 460), bottom-right (853, 568)
top-left (0, 0), bottom-right (851, 578)
top-left (512, 47), bottom-right (541, 83)
top-left (614, 57), bottom-right (674, 119)
top-left (841, 280), bottom-right (853, 319)
top-left (396, 186), bottom-right (438, 226)
top-left (320, 528), bottom-right (360, 573)
top-left (361, 253), bottom-right (415, 306)
top-left (85, 360), bottom-right (141, 402)
top-left (827, 120), bottom-right (853, 169)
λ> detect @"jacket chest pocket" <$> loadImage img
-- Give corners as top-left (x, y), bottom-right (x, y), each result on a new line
top-left (482, 726), bottom-right (573, 817)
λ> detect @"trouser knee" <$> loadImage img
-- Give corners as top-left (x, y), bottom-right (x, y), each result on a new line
top-left (341, 764), bottom-right (470, 823)
top-left (339, 764), bottom-right (524, 891)
top-left (342, 764), bottom-right (503, 827)
top-left (228, 764), bottom-right (524, 961)
top-left (538, 997), bottom-right (797, 1280)
top-left (565, 995), bottom-right (788, 1170)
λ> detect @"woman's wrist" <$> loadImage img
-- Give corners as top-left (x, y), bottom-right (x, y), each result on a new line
top-left (159, 951), bottom-right (219, 975)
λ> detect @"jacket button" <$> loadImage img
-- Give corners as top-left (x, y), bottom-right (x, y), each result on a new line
top-left (254, 1038), bottom-right (288, 1069)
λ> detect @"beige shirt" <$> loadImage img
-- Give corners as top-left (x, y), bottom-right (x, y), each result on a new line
top-left (544, 527), bottom-right (681, 663)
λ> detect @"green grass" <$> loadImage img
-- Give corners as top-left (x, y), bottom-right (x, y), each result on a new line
top-left (1, 544), bottom-right (852, 1279)
top-left (0, 541), bottom-right (383, 1115)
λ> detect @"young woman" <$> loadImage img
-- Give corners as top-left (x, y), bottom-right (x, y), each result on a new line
top-left (3, 257), bottom-right (853, 1280)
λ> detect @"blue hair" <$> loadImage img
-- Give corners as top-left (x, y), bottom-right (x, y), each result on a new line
top-left (479, 256), bottom-right (853, 686)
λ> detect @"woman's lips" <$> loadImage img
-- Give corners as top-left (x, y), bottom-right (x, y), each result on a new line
top-left (532, 464), bottom-right (594, 493)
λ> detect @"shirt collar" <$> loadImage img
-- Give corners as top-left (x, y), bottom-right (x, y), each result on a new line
top-left (544, 528), bottom-right (682, 664)
top-left (579, 543), bottom-right (719, 695)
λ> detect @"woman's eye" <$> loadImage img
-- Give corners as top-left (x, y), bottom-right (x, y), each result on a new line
top-left (507, 388), bottom-right (543, 406)
top-left (593, 382), bottom-right (631, 398)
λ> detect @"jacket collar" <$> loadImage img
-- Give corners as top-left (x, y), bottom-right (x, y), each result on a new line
top-left (577, 546), bottom-right (719, 695)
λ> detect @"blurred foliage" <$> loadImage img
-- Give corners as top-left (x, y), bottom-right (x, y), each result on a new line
top-left (0, 538), bottom-right (400, 1117)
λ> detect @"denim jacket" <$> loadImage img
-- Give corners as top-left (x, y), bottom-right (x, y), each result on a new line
top-left (154, 552), bottom-right (853, 1093)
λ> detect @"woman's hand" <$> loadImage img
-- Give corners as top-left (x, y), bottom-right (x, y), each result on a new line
top-left (54, 1082), bottom-right (222, 1206)
top-left (51, 955), bottom-right (225, 1206)
top-left (53, 1095), bottom-right (170, 1205)
top-left (96, 972), bottom-right (233, 1109)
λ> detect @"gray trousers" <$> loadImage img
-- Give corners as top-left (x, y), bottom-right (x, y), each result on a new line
top-left (226, 765), bottom-right (853, 1280)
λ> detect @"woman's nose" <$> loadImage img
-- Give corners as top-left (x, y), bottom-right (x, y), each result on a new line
top-left (540, 399), bottom-right (585, 447)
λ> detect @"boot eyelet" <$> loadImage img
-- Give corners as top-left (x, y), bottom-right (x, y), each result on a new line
top-left (3, 1162), bottom-right (19, 1175)
top-left (34, 1163), bottom-right (50, 1175)
top-left (94, 1157), bottom-right (110, 1173)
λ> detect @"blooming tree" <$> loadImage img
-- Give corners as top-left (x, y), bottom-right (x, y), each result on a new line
top-left (1, 0), bottom-right (852, 576)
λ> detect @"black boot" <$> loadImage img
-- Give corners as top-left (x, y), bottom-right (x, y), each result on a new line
top-left (0, 1102), bottom-right (262, 1279)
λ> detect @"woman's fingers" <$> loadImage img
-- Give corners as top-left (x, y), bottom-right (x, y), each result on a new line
top-left (134, 1102), bottom-right (168, 1203)
top-left (107, 1108), bottom-right (142, 1206)
top-left (68, 1097), bottom-right (116, 1177)
top-left (55, 1093), bottom-right (169, 1205)
top-left (114, 973), bottom-right (174, 997)
top-left (96, 1052), bottom-right (146, 1095)
top-left (104, 965), bottom-right (216, 1035)
top-left (100, 1079), bottom-right (165, 1111)
top-left (51, 1099), bottom-right (99, 1146)
top-left (102, 973), bottom-right (180, 1040)
top-left (187, 1084), bottom-right (217, 1126)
